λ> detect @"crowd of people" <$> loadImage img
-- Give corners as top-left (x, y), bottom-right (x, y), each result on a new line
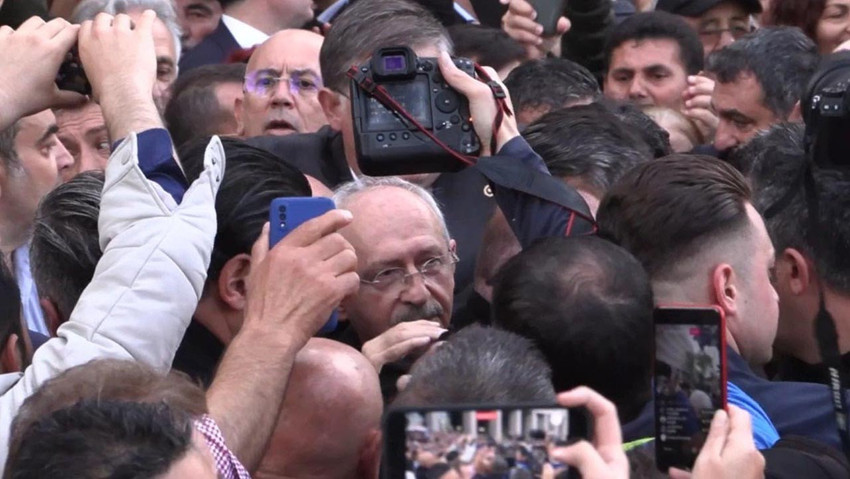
top-left (0, 0), bottom-right (850, 477)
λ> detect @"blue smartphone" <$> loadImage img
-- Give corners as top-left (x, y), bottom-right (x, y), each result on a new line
top-left (269, 197), bottom-right (339, 335)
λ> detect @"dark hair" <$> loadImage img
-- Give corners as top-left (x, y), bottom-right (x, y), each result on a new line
top-left (319, 0), bottom-right (452, 92)
top-left (0, 260), bottom-right (25, 369)
top-left (492, 236), bottom-right (654, 422)
top-left (447, 24), bottom-right (525, 73)
top-left (764, 0), bottom-right (825, 43)
top-left (7, 359), bottom-right (208, 464)
top-left (30, 171), bottom-right (104, 321)
top-left (178, 137), bottom-right (312, 283)
top-left (394, 325), bottom-right (556, 406)
top-left (706, 27), bottom-right (819, 118)
top-left (164, 63), bottom-right (246, 148)
top-left (0, 122), bottom-right (20, 171)
top-left (604, 12), bottom-right (704, 76)
top-left (601, 99), bottom-right (673, 158)
top-left (596, 155), bottom-right (752, 279)
top-left (523, 103), bottom-right (653, 198)
top-left (4, 399), bottom-right (195, 479)
top-left (744, 123), bottom-right (850, 295)
top-left (504, 58), bottom-right (600, 117)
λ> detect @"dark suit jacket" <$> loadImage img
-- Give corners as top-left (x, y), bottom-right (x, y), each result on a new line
top-left (179, 20), bottom-right (240, 73)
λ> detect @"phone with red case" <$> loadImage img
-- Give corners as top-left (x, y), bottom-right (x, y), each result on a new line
top-left (653, 305), bottom-right (728, 472)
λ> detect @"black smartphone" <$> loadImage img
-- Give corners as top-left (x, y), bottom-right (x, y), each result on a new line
top-left (384, 404), bottom-right (587, 479)
top-left (654, 306), bottom-right (728, 472)
top-left (530, 0), bottom-right (568, 36)
top-left (55, 47), bottom-right (92, 96)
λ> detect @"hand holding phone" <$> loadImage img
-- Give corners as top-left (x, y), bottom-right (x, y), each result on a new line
top-left (530, 0), bottom-right (569, 36)
top-left (269, 197), bottom-right (341, 335)
top-left (654, 306), bottom-right (728, 472)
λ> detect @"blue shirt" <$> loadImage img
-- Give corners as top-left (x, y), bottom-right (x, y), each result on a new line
top-left (13, 243), bottom-right (48, 336)
top-left (728, 381), bottom-right (780, 449)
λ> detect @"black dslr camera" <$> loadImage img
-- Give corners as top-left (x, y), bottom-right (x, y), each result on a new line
top-left (802, 50), bottom-right (850, 169)
top-left (348, 46), bottom-right (480, 176)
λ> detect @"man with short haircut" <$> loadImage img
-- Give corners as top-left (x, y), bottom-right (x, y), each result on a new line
top-left (603, 12), bottom-right (704, 110)
top-left (175, 0), bottom-right (222, 49)
top-left (7, 400), bottom-right (219, 479)
top-left (73, 0), bottom-right (183, 113)
top-left (54, 101), bottom-right (110, 183)
top-left (179, 0), bottom-right (316, 72)
top-left (165, 63), bottom-right (246, 148)
top-left (596, 155), bottom-right (843, 449)
top-left (503, 57), bottom-right (600, 127)
top-left (447, 24), bottom-right (526, 79)
top-left (491, 236), bottom-right (653, 426)
top-left (706, 27), bottom-right (819, 154)
top-left (394, 325), bottom-right (557, 405)
top-left (656, 0), bottom-right (760, 57)
top-left (255, 339), bottom-right (382, 479)
top-left (742, 124), bottom-right (850, 384)
top-left (236, 29), bottom-right (327, 137)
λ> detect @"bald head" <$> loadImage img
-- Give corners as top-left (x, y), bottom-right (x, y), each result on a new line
top-left (238, 29), bottom-right (327, 137)
top-left (255, 339), bottom-right (382, 479)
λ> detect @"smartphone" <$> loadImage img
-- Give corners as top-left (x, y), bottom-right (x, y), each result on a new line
top-left (530, 0), bottom-right (568, 36)
top-left (55, 47), bottom-right (92, 96)
top-left (269, 197), bottom-right (338, 335)
top-left (384, 404), bottom-right (587, 479)
top-left (654, 306), bottom-right (728, 472)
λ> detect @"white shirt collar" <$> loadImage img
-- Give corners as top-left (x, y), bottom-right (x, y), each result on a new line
top-left (221, 14), bottom-right (270, 49)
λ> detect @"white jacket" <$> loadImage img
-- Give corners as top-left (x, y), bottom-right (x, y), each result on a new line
top-left (0, 133), bottom-right (225, 465)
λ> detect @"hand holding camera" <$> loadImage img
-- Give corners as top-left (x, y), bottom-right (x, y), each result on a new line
top-left (0, 16), bottom-right (85, 130)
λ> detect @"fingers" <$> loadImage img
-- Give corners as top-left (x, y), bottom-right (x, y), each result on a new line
top-left (557, 386), bottom-right (622, 450)
top-left (16, 15), bottom-right (47, 33)
top-left (323, 246), bottom-right (358, 277)
top-left (284, 209), bottom-right (354, 247)
top-left (548, 440), bottom-right (608, 477)
top-left (556, 16), bottom-right (571, 35)
top-left (50, 88), bottom-right (88, 109)
top-left (699, 409), bottom-right (730, 458)
top-left (308, 231), bottom-right (355, 262)
top-left (725, 405), bottom-right (754, 451)
top-left (251, 222), bottom-right (271, 266)
top-left (508, 0), bottom-right (536, 17)
top-left (113, 11), bottom-right (133, 31)
top-left (685, 94), bottom-right (712, 110)
top-left (668, 468), bottom-right (693, 479)
top-left (37, 17), bottom-right (71, 38)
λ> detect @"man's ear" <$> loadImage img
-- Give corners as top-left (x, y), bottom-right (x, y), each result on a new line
top-left (781, 248), bottom-right (811, 295)
top-left (318, 88), bottom-right (345, 131)
top-left (0, 334), bottom-right (22, 373)
top-left (234, 95), bottom-right (245, 136)
top-left (357, 429), bottom-right (382, 479)
top-left (217, 253), bottom-right (252, 311)
top-left (711, 263), bottom-right (738, 319)
top-left (788, 100), bottom-right (803, 122)
top-left (39, 297), bottom-right (64, 337)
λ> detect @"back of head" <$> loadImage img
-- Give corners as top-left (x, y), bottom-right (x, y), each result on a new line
top-left (7, 359), bottom-right (208, 462)
top-left (744, 124), bottom-right (850, 296)
top-left (602, 100), bottom-right (674, 158)
top-left (320, 0), bottom-right (452, 93)
top-left (604, 12), bottom-right (704, 76)
top-left (165, 63), bottom-right (246, 148)
top-left (394, 325), bottom-right (556, 406)
top-left (5, 399), bottom-right (196, 479)
top-left (763, 0), bottom-right (824, 43)
top-left (706, 27), bottom-right (819, 119)
top-left (446, 24), bottom-right (525, 73)
top-left (0, 259), bottom-right (25, 372)
top-left (504, 57), bottom-right (600, 126)
top-left (491, 236), bottom-right (654, 421)
top-left (256, 339), bottom-right (382, 479)
top-left (178, 136), bottom-right (311, 283)
top-left (30, 171), bottom-right (104, 323)
top-left (523, 103), bottom-right (653, 199)
top-left (596, 155), bottom-right (752, 281)
top-left (72, 0), bottom-right (182, 59)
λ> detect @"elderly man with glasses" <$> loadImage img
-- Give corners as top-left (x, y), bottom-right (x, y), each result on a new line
top-left (236, 29), bottom-right (327, 137)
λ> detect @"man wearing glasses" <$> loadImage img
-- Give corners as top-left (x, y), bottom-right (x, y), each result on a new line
top-left (236, 29), bottom-right (327, 137)
top-left (656, 0), bottom-right (760, 58)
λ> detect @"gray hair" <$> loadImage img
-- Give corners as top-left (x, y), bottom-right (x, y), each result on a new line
top-left (72, 0), bottom-right (182, 61)
top-left (333, 176), bottom-right (450, 242)
top-left (0, 121), bottom-right (20, 172)
top-left (319, 0), bottom-right (453, 93)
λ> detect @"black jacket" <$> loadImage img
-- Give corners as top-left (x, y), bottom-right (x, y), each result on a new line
top-left (179, 20), bottom-right (240, 73)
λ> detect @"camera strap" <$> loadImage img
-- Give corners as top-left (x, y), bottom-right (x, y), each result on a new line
top-left (346, 63), bottom-right (513, 164)
top-left (802, 166), bottom-right (850, 461)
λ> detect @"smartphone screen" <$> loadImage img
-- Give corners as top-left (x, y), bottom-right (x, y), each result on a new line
top-left (384, 405), bottom-right (579, 479)
top-left (654, 306), bottom-right (727, 471)
top-left (269, 197), bottom-right (338, 334)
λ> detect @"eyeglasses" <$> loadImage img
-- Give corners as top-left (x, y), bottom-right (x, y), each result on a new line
top-left (698, 25), bottom-right (752, 48)
top-left (243, 71), bottom-right (323, 98)
top-left (359, 253), bottom-right (460, 291)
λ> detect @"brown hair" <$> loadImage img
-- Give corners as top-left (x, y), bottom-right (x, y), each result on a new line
top-left (596, 155), bottom-right (752, 278)
top-left (763, 0), bottom-right (826, 43)
top-left (7, 359), bottom-right (207, 460)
